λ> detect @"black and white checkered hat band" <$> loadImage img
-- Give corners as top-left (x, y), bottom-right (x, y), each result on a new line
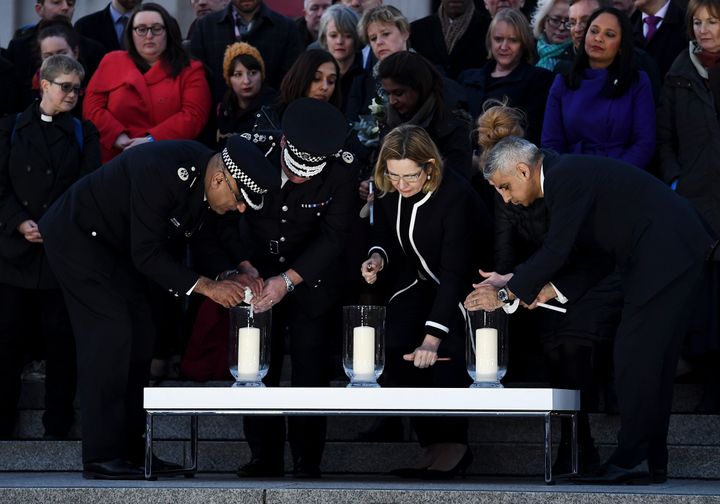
top-left (221, 147), bottom-right (268, 196)
top-left (283, 142), bottom-right (327, 178)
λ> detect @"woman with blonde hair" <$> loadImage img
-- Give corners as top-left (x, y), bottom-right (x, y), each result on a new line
top-left (361, 124), bottom-right (490, 479)
top-left (531, 0), bottom-right (572, 71)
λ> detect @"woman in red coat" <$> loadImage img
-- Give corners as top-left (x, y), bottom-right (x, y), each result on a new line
top-left (83, 2), bottom-right (211, 162)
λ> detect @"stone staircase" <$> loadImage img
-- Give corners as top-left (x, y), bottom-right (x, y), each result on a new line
top-left (2, 379), bottom-right (720, 479)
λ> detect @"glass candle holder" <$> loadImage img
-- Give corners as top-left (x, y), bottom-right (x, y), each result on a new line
top-left (228, 305), bottom-right (271, 387)
top-left (466, 309), bottom-right (508, 388)
top-left (343, 305), bottom-right (385, 387)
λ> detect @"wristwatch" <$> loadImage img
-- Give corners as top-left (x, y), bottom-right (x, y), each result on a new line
top-left (280, 271), bottom-right (295, 292)
top-left (497, 287), bottom-right (512, 304)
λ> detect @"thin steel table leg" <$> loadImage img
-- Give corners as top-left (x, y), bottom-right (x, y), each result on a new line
top-left (145, 413), bottom-right (154, 480)
top-left (571, 412), bottom-right (579, 475)
top-left (544, 412), bottom-right (553, 484)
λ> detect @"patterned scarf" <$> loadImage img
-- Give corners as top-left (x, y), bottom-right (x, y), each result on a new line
top-left (439, 2), bottom-right (475, 55)
top-left (536, 37), bottom-right (572, 72)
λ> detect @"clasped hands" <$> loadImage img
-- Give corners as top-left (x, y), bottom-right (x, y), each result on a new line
top-left (463, 270), bottom-right (559, 312)
top-left (17, 220), bottom-right (42, 243)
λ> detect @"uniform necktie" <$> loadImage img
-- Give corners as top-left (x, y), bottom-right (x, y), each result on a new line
top-left (644, 15), bottom-right (661, 42)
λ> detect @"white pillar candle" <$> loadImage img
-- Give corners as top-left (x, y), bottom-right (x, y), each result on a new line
top-left (475, 328), bottom-right (498, 381)
top-left (237, 327), bottom-right (260, 380)
top-left (353, 326), bottom-right (375, 380)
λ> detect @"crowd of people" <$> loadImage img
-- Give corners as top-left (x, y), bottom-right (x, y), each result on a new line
top-left (0, 0), bottom-right (718, 486)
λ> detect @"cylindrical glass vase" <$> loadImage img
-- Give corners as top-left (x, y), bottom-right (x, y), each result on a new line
top-left (343, 305), bottom-right (385, 387)
top-left (228, 305), bottom-right (271, 387)
top-left (466, 309), bottom-right (508, 388)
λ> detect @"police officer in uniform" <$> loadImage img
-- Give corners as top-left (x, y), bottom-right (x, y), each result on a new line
top-left (236, 98), bottom-right (358, 478)
top-left (39, 137), bottom-right (276, 480)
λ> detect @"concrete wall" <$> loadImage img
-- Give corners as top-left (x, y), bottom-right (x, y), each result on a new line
top-left (1, 0), bottom-right (431, 48)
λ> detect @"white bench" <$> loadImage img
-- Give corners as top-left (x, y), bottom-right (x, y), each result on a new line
top-left (143, 386), bottom-right (580, 483)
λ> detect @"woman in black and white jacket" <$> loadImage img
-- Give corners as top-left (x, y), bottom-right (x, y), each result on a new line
top-left (361, 124), bottom-right (490, 479)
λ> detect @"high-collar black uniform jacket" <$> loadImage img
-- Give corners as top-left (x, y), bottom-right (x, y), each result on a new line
top-left (240, 144), bottom-right (358, 317)
top-left (39, 140), bottom-right (244, 296)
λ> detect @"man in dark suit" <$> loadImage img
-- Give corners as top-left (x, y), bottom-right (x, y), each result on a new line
top-left (631, 0), bottom-right (687, 80)
top-left (190, 0), bottom-right (304, 104)
top-left (235, 98), bottom-right (357, 479)
top-left (465, 137), bottom-right (715, 484)
top-left (39, 137), bottom-right (275, 480)
top-left (74, 0), bottom-right (142, 55)
top-left (410, 0), bottom-right (490, 79)
top-left (7, 4), bottom-right (105, 110)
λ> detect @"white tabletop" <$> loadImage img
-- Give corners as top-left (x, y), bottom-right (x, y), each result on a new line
top-left (144, 387), bottom-right (580, 413)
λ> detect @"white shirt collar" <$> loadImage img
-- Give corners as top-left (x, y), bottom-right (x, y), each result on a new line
top-left (540, 164), bottom-right (545, 195)
top-left (642, 0), bottom-right (670, 20)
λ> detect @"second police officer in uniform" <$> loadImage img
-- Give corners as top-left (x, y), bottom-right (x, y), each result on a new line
top-left (237, 98), bottom-right (357, 478)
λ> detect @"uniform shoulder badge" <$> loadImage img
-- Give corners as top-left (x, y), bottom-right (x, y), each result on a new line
top-left (341, 151), bottom-right (354, 165)
top-left (177, 167), bottom-right (189, 181)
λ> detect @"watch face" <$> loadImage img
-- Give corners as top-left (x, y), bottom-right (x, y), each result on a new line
top-left (497, 288), bottom-right (509, 303)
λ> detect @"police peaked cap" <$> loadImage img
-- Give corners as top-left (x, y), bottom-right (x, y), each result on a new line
top-left (221, 136), bottom-right (276, 210)
top-left (281, 98), bottom-right (350, 178)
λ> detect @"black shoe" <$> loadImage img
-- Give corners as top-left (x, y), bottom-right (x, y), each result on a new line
top-left (651, 467), bottom-right (668, 484)
top-left (421, 448), bottom-right (473, 480)
top-left (293, 464), bottom-right (321, 479)
top-left (147, 455), bottom-right (184, 473)
top-left (83, 458), bottom-right (145, 480)
top-left (236, 458), bottom-right (284, 478)
top-left (573, 460), bottom-right (652, 485)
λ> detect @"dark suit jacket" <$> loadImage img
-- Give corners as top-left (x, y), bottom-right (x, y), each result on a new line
top-left (39, 141), bottom-right (245, 297)
top-left (632, 2), bottom-right (687, 80)
top-left (507, 152), bottom-right (714, 305)
top-left (190, 2), bottom-right (304, 103)
top-left (74, 4), bottom-right (121, 55)
top-left (409, 10), bottom-right (490, 80)
top-left (370, 175), bottom-right (489, 337)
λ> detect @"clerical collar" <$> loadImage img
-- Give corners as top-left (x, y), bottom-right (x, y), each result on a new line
top-left (40, 113), bottom-right (53, 123)
top-left (540, 164), bottom-right (545, 195)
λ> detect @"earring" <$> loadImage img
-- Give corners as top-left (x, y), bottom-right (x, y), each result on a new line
top-left (427, 175), bottom-right (432, 180)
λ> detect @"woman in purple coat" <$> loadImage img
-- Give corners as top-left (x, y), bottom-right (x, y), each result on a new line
top-left (541, 7), bottom-right (655, 169)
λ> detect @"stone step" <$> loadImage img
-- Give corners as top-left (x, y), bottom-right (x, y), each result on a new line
top-left (1, 473), bottom-right (720, 504)
top-left (12, 409), bottom-right (720, 447)
top-left (1, 440), bottom-right (719, 478)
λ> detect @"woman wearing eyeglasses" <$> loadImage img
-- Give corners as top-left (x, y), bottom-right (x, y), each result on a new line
top-left (361, 125), bottom-right (490, 479)
top-left (531, 0), bottom-right (573, 71)
top-left (0, 54), bottom-right (100, 440)
top-left (541, 7), bottom-right (656, 169)
top-left (83, 2), bottom-right (211, 162)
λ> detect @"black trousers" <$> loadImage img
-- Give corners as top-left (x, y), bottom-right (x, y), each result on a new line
top-left (43, 232), bottom-right (154, 464)
top-left (243, 293), bottom-right (333, 469)
top-left (610, 260), bottom-right (706, 471)
top-left (384, 280), bottom-right (471, 446)
top-left (0, 284), bottom-right (76, 437)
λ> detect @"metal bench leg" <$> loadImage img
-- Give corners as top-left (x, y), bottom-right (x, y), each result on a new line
top-left (544, 412), bottom-right (554, 484)
top-left (145, 413), bottom-right (154, 480)
top-left (189, 415), bottom-right (198, 474)
top-left (571, 412), bottom-right (579, 476)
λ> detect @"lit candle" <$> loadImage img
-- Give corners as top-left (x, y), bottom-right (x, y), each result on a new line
top-left (237, 327), bottom-right (260, 381)
top-left (353, 326), bottom-right (375, 381)
top-left (475, 328), bottom-right (498, 381)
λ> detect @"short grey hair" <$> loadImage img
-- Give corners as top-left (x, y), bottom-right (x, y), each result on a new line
top-left (483, 136), bottom-right (542, 180)
top-left (40, 54), bottom-right (85, 83)
top-left (318, 4), bottom-right (361, 51)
